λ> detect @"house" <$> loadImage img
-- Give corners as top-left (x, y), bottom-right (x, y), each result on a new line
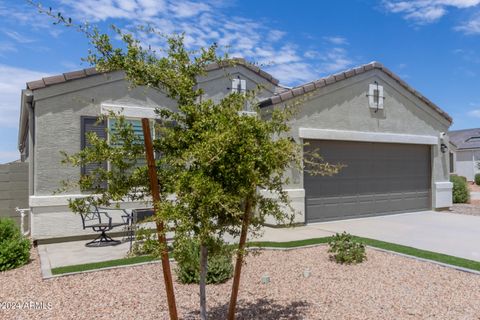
top-left (448, 128), bottom-right (480, 181)
top-left (18, 60), bottom-right (453, 243)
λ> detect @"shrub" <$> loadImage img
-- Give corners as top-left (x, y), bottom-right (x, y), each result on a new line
top-left (173, 238), bottom-right (233, 284)
top-left (328, 232), bottom-right (366, 264)
top-left (475, 173), bottom-right (480, 186)
top-left (0, 218), bottom-right (30, 271)
top-left (129, 227), bottom-right (161, 257)
top-left (451, 175), bottom-right (470, 203)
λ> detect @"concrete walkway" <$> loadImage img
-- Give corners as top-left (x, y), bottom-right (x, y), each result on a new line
top-left (310, 210), bottom-right (480, 262)
top-left (38, 210), bottom-right (480, 274)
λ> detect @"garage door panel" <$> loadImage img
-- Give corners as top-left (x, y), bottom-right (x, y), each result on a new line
top-left (305, 140), bottom-right (431, 223)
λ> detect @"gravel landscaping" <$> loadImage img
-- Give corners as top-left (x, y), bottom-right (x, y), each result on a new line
top-left (2, 246), bottom-right (480, 320)
top-left (449, 204), bottom-right (480, 216)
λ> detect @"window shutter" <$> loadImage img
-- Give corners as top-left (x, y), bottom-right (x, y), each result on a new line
top-left (81, 116), bottom-right (107, 189)
top-left (240, 79), bottom-right (246, 92)
top-left (231, 78), bottom-right (240, 93)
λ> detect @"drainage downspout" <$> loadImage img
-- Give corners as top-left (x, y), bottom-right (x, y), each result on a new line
top-left (25, 95), bottom-right (34, 238)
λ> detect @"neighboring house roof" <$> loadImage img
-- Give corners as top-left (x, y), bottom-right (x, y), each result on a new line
top-left (449, 128), bottom-right (480, 150)
top-left (258, 61), bottom-right (452, 124)
top-left (26, 58), bottom-right (279, 91)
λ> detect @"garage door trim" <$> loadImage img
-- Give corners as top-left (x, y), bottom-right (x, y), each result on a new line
top-left (299, 128), bottom-right (439, 145)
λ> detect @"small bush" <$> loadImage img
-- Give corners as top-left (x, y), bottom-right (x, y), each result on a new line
top-left (0, 218), bottom-right (30, 271)
top-left (173, 238), bottom-right (233, 284)
top-left (451, 175), bottom-right (470, 203)
top-left (129, 227), bottom-right (161, 257)
top-left (328, 232), bottom-right (366, 264)
top-left (475, 173), bottom-right (480, 186)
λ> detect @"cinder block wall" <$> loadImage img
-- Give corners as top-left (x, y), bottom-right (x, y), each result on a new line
top-left (0, 161), bottom-right (28, 226)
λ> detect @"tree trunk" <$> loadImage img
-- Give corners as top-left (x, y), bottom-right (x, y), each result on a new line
top-left (227, 194), bottom-right (253, 320)
top-left (200, 244), bottom-right (208, 320)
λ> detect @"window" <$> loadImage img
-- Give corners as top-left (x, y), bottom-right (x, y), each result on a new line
top-left (108, 118), bottom-right (154, 169)
top-left (81, 116), bottom-right (108, 189)
top-left (231, 78), bottom-right (246, 94)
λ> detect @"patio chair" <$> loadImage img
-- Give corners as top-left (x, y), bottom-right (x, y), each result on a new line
top-left (80, 204), bottom-right (129, 247)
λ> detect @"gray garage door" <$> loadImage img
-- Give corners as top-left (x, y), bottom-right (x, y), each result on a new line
top-left (304, 140), bottom-right (431, 223)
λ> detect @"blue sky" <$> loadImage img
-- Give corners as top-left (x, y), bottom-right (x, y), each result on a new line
top-left (1, 0), bottom-right (480, 163)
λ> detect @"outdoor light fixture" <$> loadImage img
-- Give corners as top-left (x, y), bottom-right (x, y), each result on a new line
top-left (440, 143), bottom-right (448, 153)
top-left (367, 81), bottom-right (385, 112)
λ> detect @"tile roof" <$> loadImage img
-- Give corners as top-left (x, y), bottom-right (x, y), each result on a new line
top-left (448, 128), bottom-right (480, 150)
top-left (259, 61), bottom-right (452, 123)
top-left (25, 58), bottom-right (280, 90)
top-left (26, 67), bottom-right (100, 90)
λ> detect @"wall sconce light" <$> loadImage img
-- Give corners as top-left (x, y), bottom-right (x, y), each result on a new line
top-left (440, 143), bottom-right (448, 153)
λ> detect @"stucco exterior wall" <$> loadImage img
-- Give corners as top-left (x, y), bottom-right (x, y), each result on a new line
top-left (263, 69), bottom-right (451, 224)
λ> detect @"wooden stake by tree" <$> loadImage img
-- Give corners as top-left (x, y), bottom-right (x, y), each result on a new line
top-left (141, 118), bottom-right (178, 320)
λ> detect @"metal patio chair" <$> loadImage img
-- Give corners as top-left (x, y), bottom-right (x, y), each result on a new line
top-left (80, 204), bottom-right (129, 247)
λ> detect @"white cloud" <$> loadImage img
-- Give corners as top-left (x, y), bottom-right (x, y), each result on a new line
top-left (455, 14), bottom-right (480, 34)
top-left (169, 1), bottom-right (210, 18)
top-left (0, 42), bottom-right (16, 55)
top-left (53, 0), bottom-right (356, 85)
top-left (0, 151), bottom-right (20, 164)
top-left (323, 36), bottom-right (349, 45)
top-left (382, 0), bottom-right (480, 24)
top-left (0, 0), bottom-right (356, 86)
top-left (0, 64), bottom-right (50, 129)
top-left (3, 30), bottom-right (35, 43)
top-left (265, 62), bottom-right (319, 85)
top-left (0, 64), bottom-right (51, 164)
top-left (319, 47), bottom-right (353, 73)
top-left (468, 109), bottom-right (480, 117)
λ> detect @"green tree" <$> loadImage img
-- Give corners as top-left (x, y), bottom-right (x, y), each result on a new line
top-left (34, 5), bottom-right (342, 319)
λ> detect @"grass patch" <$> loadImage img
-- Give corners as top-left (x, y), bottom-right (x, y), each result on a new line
top-left (251, 236), bottom-right (480, 272)
top-left (51, 255), bottom-right (159, 275)
top-left (51, 235), bottom-right (480, 275)
top-left (352, 236), bottom-right (480, 272)
top-left (248, 237), bottom-right (331, 248)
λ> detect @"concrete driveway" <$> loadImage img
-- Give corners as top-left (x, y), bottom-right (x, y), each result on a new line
top-left (309, 210), bottom-right (480, 262)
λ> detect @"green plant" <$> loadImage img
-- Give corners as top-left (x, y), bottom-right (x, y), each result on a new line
top-left (174, 238), bottom-right (233, 285)
top-left (0, 218), bottom-right (30, 271)
top-left (475, 173), bottom-right (480, 186)
top-left (328, 232), bottom-right (366, 264)
top-left (129, 227), bottom-right (161, 257)
top-left (451, 175), bottom-right (470, 203)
